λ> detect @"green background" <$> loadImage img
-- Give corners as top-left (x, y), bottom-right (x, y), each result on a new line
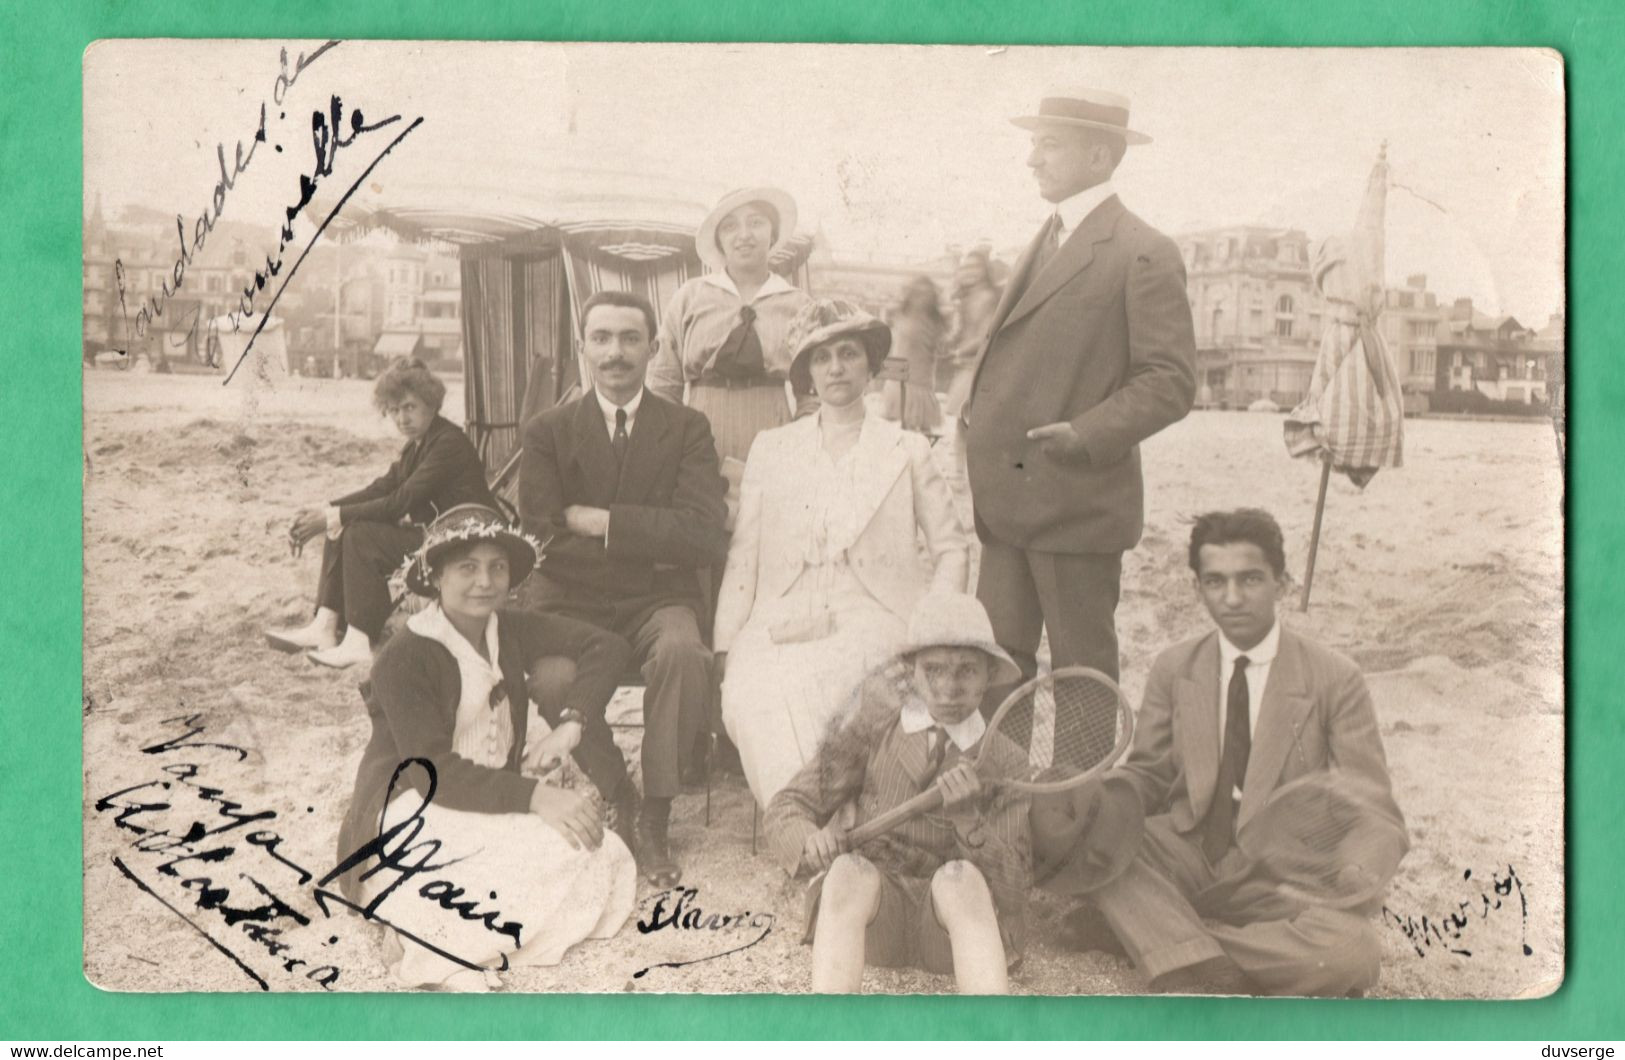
top-left (2, 0), bottom-right (1608, 1040)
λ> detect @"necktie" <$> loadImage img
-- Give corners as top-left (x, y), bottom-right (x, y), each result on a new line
top-left (612, 407), bottom-right (629, 466)
top-left (1200, 655), bottom-right (1252, 863)
top-left (711, 303), bottom-right (765, 380)
top-left (1031, 214), bottom-right (1063, 281)
top-left (925, 726), bottom-right (949, 781)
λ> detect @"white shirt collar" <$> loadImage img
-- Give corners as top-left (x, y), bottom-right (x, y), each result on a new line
top-left (1052, 180), bottom-right (1117, 237)
top-left (595, 386), bottom-right (644, 432)
top-left (701, 269), bottom-right (796, 302)
top-left (408, 602), bottom-right (504, 685)
top-left (1218, 618), bottom-right (1281, 668)
top-left (899, 693), bottom-right (987, 752)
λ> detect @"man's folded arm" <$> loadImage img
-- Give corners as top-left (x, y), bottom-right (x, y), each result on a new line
top-left (604, 414), bottom-right (729, 568)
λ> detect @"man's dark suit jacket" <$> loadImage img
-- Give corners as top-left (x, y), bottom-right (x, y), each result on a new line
top-left (963, 195), bottom-right (1197, 554)
top-left (329, 414), bottom-right (495, 527)
top-left (518, 390), bottom-right (729, 602)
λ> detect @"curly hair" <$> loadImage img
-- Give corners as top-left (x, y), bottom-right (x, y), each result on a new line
top-left (372, 358), bottom-right (446, 415)
top-left (1188, 508), bottom-right (1288, 578)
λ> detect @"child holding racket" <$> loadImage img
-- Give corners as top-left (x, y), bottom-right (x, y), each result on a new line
top-left (764, 593), bottom-right (1033, 994)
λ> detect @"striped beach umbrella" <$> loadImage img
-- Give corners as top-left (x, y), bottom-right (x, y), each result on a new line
top-left (1283, 147), bottom-right (1405, 607)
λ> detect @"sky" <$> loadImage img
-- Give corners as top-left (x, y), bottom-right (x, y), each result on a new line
top-left (84, 41), bottom-right (1565, 323)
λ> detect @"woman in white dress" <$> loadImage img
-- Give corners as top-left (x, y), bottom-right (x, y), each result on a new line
top-left (713, 299), bottom-right (970, 806)
top-left (332, 504), bottom-right (637, 990)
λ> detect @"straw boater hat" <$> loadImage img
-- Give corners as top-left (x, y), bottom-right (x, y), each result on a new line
top-left (401, 504), bottom-right (543, 597)
top-left (695, 186), bottom-right (799, 273)
top-left (1011, 88), bottom-right (1152, 145)
top-left (898, 592), bottom-right (1022, 687)
top-left (784, 297), bottom-right (893, 398)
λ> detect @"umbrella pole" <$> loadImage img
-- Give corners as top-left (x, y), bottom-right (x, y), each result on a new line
top-left (1300, 456), bottom-right (1332, 612)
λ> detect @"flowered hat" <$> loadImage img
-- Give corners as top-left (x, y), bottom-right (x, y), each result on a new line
top-left (401, 504), bottom-right (543, 597)
top-left (898, 592), bottom-right (1022, 687)
top-left (696, 186), bottom-right (799, 273)
top-left (785, 297), bottom-right (893, 397)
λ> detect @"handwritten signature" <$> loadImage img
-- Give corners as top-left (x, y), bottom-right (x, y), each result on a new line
top-left (108, 39), bottom-right (426, 386)
top-left (95, 713), bottom-right (525, 990)
top-left (1381, 865), bottom-right (1533, 959)
top-left (113, 41), bottom-right (338, 368)
top-left (631, 887), bottom-right (774, 979)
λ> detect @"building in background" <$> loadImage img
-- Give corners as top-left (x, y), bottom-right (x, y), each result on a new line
top-left (83, 200), bottom-right (462, 377)
top-left (373, 247), bottom-right (463, 372)
top-left (1379, 273), bottom-right (1447, 409)
top-left (1177, 226), bottom-right (1319, 408)
top-left (82, 199), bottom-right (265, 369)
top-left (1435, 299), bottom-right (1561, 409)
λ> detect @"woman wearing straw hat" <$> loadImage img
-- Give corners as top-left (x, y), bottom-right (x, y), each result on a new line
top-left (331, 504), bottom-right (636, 990)
top-left (712, 298), bottom-right (969, 806)
top-left (646, 186), bottom-right (813, 467)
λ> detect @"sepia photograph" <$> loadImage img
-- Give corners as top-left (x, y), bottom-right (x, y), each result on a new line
top-left (80, 40), bottom-right (1565, 999)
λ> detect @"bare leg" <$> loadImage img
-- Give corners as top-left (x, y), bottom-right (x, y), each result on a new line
top-left (931, 860), bottom-right (1008, 995)
top-left (811, 854), bottom-right (882, 993)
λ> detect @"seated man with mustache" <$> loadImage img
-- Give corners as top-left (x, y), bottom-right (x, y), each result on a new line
top-left (517, 290), bottom-right (731, 889)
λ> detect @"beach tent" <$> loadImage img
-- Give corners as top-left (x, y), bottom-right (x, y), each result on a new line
top-left (210, 313), bottom-right (289, 380)
top-left (331, 167), bottom-right (816, 494)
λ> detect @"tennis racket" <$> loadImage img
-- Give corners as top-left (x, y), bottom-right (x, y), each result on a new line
top-left (1234, 769), bottom-right (1406, 910)
top-left (844, 666), bottom-right (1134, 846)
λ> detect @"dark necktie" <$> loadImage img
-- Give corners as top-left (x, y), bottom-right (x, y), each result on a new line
top-left (612, 407), bottom-right (629, 466)
top-left (925, 726), bottom-right (949, 781)
top-left (711, 303), bottom-right (765, 380)
top-left (1028, 214), bottom-right (1063, 285)
top-left (1201, 655), bottom-right (1252, 863)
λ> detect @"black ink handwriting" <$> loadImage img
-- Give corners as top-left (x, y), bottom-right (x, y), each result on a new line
top-left (631, 887), bottom-right (775, 979)
top-left (1382, 865), bottom-right (1532, 959)
top-left (221, 106), bottom-right (424, 384)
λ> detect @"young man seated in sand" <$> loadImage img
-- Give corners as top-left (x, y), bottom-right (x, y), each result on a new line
top-left (763, 593), bottom-right (1031, 994)
top-left (1044, 508), bottom-right (1408, 996)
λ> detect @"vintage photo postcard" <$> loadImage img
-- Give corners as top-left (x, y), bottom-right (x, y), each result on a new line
top-left (81, 41), bottom-right (1564, 999)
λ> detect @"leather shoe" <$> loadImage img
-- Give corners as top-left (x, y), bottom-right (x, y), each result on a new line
top-left (1153, 957), bottom-right (1253, 996)
top-left (636, 812), bottom-right (682, 888)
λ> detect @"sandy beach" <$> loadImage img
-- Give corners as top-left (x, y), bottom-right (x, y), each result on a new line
top-left (82, 369), bottom-right (1563, 999)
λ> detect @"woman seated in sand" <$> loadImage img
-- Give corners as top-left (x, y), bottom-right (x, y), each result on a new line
top-left (712, 298), bottom-right (969, 807)
top-left (330, 504), bottom-right (636, 991)
top-left (265, 358), bottom-right (495, 668)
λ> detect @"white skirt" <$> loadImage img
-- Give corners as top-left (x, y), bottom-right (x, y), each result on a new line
top-left (363, 791), bottom-right (636, 988)
top-left (721, 581), bottom-right (907, 806)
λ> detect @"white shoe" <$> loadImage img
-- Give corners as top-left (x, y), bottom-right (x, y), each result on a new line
top-left (308, 629), bottom-right (373, 669)
top-left (265, 617), bottom-right (339, 653)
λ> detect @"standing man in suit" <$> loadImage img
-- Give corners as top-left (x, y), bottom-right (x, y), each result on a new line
top-left (1052, 509), bottom-right (1408, 995)
top-left (518, 290), bottom-right (730, 887)
top-left (962, 89), bottom-right (1197, 685)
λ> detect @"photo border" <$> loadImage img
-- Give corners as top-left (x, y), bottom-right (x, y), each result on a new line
top-left (5, 0), bottom-right (1608, 1039)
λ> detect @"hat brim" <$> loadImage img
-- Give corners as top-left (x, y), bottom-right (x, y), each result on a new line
top-left (696, 187), bottom-right (799, 272)
top-left (404, 529), bottom-right (539, 598)
top-left (1010, 115), bottom-right (1152, 145)
top-left (787, 319), bottom-right (892, 397)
